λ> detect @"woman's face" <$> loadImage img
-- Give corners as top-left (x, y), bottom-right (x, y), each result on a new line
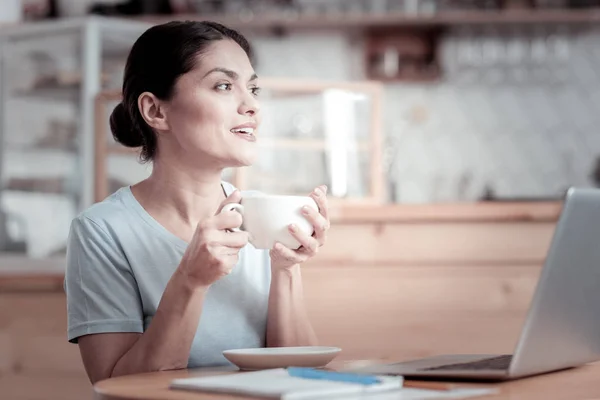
top-left (162, 39), bottom-right (261, 169)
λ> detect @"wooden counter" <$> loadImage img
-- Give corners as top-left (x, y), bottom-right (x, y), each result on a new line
top-left (0, 255), bottom-right (64, 291)
top-left (329, 201), bottom-right (561, 223)
top-left (0, 200), bottom-right (562, 281)
top-left (0, 202), bottom-right (562, 400)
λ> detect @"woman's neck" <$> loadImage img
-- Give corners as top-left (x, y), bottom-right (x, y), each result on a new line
top-left (131, 158), bottom-right (227, 232)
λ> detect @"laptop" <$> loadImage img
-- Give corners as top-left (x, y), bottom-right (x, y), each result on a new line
top-left (346, 187), bottom-right (600, 381)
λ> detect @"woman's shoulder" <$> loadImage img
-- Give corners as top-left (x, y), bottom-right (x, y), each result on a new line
top-left (73, 186), bottom-right (137, 233)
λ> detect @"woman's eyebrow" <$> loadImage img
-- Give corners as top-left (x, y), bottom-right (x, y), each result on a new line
top-left (203, 67), bottom-right (238, 79)
top-left (203, 68), bottom-right (258, 83)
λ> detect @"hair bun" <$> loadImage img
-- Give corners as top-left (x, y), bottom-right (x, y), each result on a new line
top-left (110, 102), bottom-right (143, 148)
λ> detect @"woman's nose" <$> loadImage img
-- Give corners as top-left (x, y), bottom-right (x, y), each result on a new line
top-left (239, 92), bottom-right (260, 116)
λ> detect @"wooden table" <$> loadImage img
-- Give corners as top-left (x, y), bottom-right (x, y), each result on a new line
top-left (94, 361), bottom-right (600, 400)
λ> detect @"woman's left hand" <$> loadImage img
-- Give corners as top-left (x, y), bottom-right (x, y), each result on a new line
top-left (270, 185), bottom-right (330, 270)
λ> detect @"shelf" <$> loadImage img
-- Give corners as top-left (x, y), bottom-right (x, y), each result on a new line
top-left (0, 253), bottom-right (66, 277)
top-left (2, 151), bottom-right (78, 182)
top-left (5, 144), bottom-right (77, 154)
top-left (0, 16), bottom-right (150, 40)
top-left (3, 176), bottom-right (73, 196)
top-left (136, 9), bottom-right (600, 30)
top-left (12, 85), bottom-right (79, 102)
top-left (2, 189), bottom-right (77, 198)
top-left (5, 147), bottom-right (77, 158)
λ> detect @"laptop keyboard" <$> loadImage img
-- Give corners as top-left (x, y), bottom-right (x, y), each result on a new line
top-left (421, 355), bottom-right (513, 371)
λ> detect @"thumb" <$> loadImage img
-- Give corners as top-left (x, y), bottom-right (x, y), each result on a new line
top-left (216, 190), bottom-right (242, 215)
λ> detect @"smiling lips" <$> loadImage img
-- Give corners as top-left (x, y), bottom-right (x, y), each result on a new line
top-left (231, 123), bottom-right (256, 142)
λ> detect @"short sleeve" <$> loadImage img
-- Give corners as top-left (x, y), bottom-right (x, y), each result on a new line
top-left (65, 215), bottom-right (144, 343)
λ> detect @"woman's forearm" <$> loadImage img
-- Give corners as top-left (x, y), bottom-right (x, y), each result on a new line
top-left (111, 269), bottom-right (207, 376)
top-left (266, 265), bottom-right (318, 347)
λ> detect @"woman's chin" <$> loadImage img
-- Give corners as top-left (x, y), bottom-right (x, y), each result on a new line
top-left (228, 153), bottom-right (257, 168)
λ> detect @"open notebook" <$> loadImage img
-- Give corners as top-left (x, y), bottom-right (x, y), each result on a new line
top-left (169, 368), bottom-right (403, 400)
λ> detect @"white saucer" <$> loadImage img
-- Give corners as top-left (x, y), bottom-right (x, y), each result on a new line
top-left (222, 346), bottom-right (342, 371)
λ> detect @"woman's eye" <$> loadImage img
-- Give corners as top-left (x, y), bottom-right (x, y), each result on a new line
top-left (251, 86), bottom-right (261, 96)
top-left (216, 83), bottom-right (232, 91)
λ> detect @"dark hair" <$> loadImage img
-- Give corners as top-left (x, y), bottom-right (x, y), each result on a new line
top-left (110, 21), bottom-right (252, 162)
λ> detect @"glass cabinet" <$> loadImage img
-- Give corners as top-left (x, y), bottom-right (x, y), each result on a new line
top-left (0, 17), bottom-right (149, 259)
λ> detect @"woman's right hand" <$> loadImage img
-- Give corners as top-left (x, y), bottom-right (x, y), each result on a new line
top-left (178, 190), bottom-right (248, 288)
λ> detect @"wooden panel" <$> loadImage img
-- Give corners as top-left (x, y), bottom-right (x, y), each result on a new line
top-left (0, 293), bottom-right (90, 399)
top-left (311, 314), bottom-right (528, 362)
top-left (328, 202), bottom-right (561, 223)
top-left (0, 266), bottom-right (543, 373)
top-left (317, 222), bottom-right (555, 264)
top-left (0, 293), bottom-right (86, 375)
top-left (0, 293), bottom-right (67, 330)
top-left (0, 372), bottom-right (91, 400)
top-left (0, 330), bottom-right (14, 374)
top-left (0, 218), bottom-right (558, 399)
top-left (18, 335), bottom-right (85, 375)
top-left (302, 265), bottom-right (542, 313)
top-left (301, 265), bottom-right (541, 361)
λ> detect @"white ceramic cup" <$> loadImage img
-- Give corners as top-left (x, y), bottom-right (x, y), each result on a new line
top-left (221, 194), bottom-right (319, 250)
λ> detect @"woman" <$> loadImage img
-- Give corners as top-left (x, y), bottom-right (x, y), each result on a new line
top-left (64, 20), bottom-right (330, 384)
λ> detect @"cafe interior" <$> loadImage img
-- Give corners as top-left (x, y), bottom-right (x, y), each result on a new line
top-left (1, 0), bottom-right (600, 399)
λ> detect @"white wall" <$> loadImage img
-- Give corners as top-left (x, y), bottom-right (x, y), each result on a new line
top-left (252, 26), bottom-right (600, 203)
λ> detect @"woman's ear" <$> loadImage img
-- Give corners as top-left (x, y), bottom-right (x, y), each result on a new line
top-left (138, 92), bottom-right (169, 131)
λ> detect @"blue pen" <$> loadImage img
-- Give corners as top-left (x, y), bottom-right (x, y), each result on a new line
top-left (286, 367), bottom-right (381, 385)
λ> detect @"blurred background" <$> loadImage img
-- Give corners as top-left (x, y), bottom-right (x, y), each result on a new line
top-left (2, 0), bottom-right (600, 260)
top-left (0, 1), bottom-right (599, 399)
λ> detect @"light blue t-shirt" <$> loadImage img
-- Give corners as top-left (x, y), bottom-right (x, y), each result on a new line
top-left (64, 182), bottom-right (272, 367)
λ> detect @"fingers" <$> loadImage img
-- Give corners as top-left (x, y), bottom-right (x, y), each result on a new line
top-left (201, 213), bottom-right (247, 247)
top-left (215, 230), bottom-right (249, 249)
top-left (271, 242), bottom-right (306, 265)
top-left (288, 224), bottom-right (320, 256)
top-left (216, 189), bottom-right (242, 214)
top-left (213, 209), bottom-right (243, 231)
top-left (310, 185), bottom-right (329, 221)
top-left (211, 253), bottom-right (241, 278)
top-left (215, 250), bottom-right (242, 264)
top-left (301, 204), bottom-right (329, 246)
